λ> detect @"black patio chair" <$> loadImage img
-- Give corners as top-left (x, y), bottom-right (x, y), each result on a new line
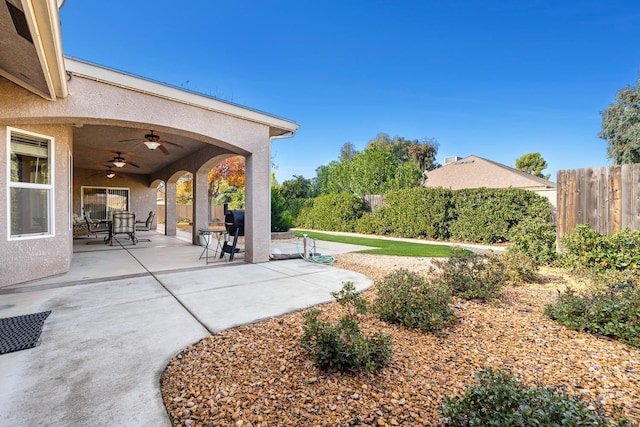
top-left (110, 211), bottom-right (137, 245)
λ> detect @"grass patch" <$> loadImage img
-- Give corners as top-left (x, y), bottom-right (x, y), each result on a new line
top-left (294, 230), bottom-right (454, 257)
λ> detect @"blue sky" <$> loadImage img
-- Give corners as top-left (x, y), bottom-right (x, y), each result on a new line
top-left (59, 1), bottom-right (640, 183)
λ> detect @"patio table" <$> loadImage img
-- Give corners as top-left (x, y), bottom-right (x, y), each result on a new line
top-left (198, 229), bottom-right (225, 264)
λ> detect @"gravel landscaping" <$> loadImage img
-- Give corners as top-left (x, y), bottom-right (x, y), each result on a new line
top-left (161, 254), bottom-right (640, 426)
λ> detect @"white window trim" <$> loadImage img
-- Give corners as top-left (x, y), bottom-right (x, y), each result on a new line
top-left (7, 127), bottom-right (55, 240)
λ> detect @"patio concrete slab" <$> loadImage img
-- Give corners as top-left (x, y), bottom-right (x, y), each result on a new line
top-left (0, 235), bottom-right (373, 427)
top-left (0, 277), bottom-right (210, 427)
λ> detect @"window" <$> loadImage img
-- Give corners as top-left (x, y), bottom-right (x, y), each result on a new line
top-left (81, 186), bottom-right (130, 221)
top-left (8, 128), bottom-right (54, 238)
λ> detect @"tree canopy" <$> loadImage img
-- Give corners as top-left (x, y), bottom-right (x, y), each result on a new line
top-left (315, 134), bottom-right (433, 196)
top-left (599, 78), bottom-right (640, 164)
top-left (515, 152), bottom-right (550, 180)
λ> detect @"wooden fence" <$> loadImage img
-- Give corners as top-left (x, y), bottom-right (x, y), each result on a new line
top-left (363, 195), bottom-right (384, 212)
top-left (156, 204), bottom-right (226, 223)
top-left (557, 164), bottom-right (640, 237)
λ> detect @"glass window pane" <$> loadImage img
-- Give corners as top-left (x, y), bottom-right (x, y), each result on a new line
top-left (10, 187), bottom-right (49, 236)
top-left (10, 134), bottom-right (50, 184)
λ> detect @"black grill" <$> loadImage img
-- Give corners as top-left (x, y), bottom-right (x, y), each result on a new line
top-left (224, 210), bottom-right (245, 237)
top-left (221, 210), bottom-right (244, 261)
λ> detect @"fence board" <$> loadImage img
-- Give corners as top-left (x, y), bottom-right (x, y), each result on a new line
top-left (610, 166), bottom-right (622, 233)
top-left (621, 164), bottom-right (633, 229)
top-left (633, 165), bottom-right (640, 230)
top-left (557, 164), bottom-right (640, 237)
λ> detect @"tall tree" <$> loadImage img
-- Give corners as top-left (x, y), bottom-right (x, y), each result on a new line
top-left (208, 156), bottom-right (245, 201)
top-left (339, 142), bottom-right (358, 162)
top-left (366, 133), bottom-right (439, 171)
top-left (281, 175), bottom-right (315, 199)
top-left (515, 152), bottom-right (550, 180)
top-left (599, 78), bottom-right (640, 164)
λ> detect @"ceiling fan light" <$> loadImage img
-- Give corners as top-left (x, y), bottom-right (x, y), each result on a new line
top-left (106, 170), bottom-right (116, 178)
top-left (113, 159), bottom-right (126, 168)
top-left (144, 140), bottom-right (161, 150)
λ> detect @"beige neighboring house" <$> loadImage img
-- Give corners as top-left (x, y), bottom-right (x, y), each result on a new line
top-left (424, 155), bottom-right (557, 207)
top-left (0, 1), bottom-right (298, 287)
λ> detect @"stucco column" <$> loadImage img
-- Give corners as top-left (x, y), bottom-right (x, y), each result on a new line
top-left (192, 170), bottom-right (210, 245)
top-left (165, 182), bottom-right (177, 236)
top-left (245, 142), bottom-right (271, 263)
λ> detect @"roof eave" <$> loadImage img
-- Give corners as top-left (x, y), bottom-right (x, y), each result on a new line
top-left (21, 0), bottom-right (68, 100)
top-left (64, 57), bottom-right (299, 136)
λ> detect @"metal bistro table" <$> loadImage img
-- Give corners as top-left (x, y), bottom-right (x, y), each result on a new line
top-left (198, 229), bottom-right (226, 264)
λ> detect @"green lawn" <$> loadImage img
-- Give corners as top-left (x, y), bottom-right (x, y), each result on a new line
top-left (294, 230), bottom-right (454, 257)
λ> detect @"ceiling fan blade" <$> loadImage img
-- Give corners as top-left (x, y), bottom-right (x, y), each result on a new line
top-left (159, 144), bottom-right (170, 155)
top-left (118, 138), bottom-right (142, 143)
top-left (128, 161), bottom-right (141, 168)
top-left (162, 141), bottom-right (183, 148)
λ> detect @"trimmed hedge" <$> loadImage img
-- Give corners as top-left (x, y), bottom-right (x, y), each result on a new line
top-left (296, 193), bottom-right (366, 232)
top-left (357, 187), bottom-right (553, 244)
top-left (298, 188), bottom-right (553, 244)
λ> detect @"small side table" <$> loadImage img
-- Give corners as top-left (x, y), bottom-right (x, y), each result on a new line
top-left (198, 229), bottom-right (225, 264)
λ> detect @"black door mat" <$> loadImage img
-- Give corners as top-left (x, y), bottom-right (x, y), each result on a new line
top-left (0, 311), bottom-right (51, 354)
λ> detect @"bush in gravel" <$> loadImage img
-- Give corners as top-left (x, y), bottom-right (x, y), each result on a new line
top-left (300, 282), bottom-right (392, 372)
top-left (494, 251), bottom-right (539, 285)
top-left (507, 217), bottom-right (557, 265)
top-left (545, 278), bottom-right (640, 348)
top-left (373, 269), bottom-right (455, 333)
top-left (434, 248), bottom-right (506, 301)
top-left (440, 368), bottom-right (631, 426)
top-left (560, 224), bottom-right (640, 271)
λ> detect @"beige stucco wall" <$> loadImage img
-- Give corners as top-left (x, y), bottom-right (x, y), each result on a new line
top-left (0, 124), bottom-right (73, 287)
top-left (0, 69), bottom-right (280, 286)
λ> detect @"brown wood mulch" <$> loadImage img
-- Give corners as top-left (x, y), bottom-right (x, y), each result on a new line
top-left (160, 254), bottom-right (640, 427)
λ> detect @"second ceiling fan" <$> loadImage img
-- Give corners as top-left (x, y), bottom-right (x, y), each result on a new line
top-left (119, 130), bottom-right (182, 155)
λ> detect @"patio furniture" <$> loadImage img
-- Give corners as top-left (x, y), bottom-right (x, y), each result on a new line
top-left (135, 211), bottom-right (155, 242)
top-left (84, 212), bottom-right (110, 241)
top-left (109, 211), bottom-right (137, 245)
top-left (198, 229), bottom-right (226, 264)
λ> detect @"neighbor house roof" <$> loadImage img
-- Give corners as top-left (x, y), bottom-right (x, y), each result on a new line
top-left (424, 155), bottom-right (556, 190)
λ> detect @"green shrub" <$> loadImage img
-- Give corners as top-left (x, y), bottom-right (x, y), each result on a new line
top-left (299, 282), bottom-right (392, 372)
top-left (545, 278), bottom-right (640, 348)
top-left (271, 186), bottom-right (293, 232)
top-left (287, 198), bottom-right (313, 226)
top-left (494, 251), bottom-right (539, 285)
top-left (375, 188), bottom-right (454, 239)
top-left (355, 209), bottom-right (391, 235)
top-left (449, 188), bottom-right (553, 244)
top-left (434, 248), bottom-right (506, 301)
top-left (560, 225), bottom-right (640, 271)
top-left (373, 269), bottom-right (455, 333)
top-left (508, 217), bottom-right (557, 265)
top-left (296, 193), bottom-right (366, 232)
top-left (441, 368), bottom-right (629, 426)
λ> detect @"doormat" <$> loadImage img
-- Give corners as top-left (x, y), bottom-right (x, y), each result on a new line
top-left (0, 311), bottom-right (51, 354)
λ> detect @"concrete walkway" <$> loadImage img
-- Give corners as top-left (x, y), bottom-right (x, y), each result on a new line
top-left (0, 233), bottom-right (374, 426)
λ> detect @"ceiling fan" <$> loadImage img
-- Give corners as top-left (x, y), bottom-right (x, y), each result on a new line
top-left (118, 130), bottom-right (182, 155)
top-left (91, 166), bottom-right (121, 179)
top-left (106, 152), bottom-right (140, 169)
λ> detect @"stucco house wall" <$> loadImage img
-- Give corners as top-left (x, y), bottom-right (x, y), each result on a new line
top-left (0, 123), bottom-right (73, 286)
top-left (0, 59), bottom-right (296, 287)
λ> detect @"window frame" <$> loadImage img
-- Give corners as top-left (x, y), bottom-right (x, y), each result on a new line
top-left (6, 127), bottom-right (55, 240)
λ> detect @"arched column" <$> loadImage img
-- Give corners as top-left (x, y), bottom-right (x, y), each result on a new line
top-left (164, 182), bottom-right (177, 236)
top-left (192, 170), bottom-right (210, 244)
top-left (244, 140), bottom-right (271, 263)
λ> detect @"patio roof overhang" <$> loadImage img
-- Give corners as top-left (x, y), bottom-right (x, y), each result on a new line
top-left (0, 0), bottom-right (68, 100)
top-left (63, 58), bottom-right (299, 176)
